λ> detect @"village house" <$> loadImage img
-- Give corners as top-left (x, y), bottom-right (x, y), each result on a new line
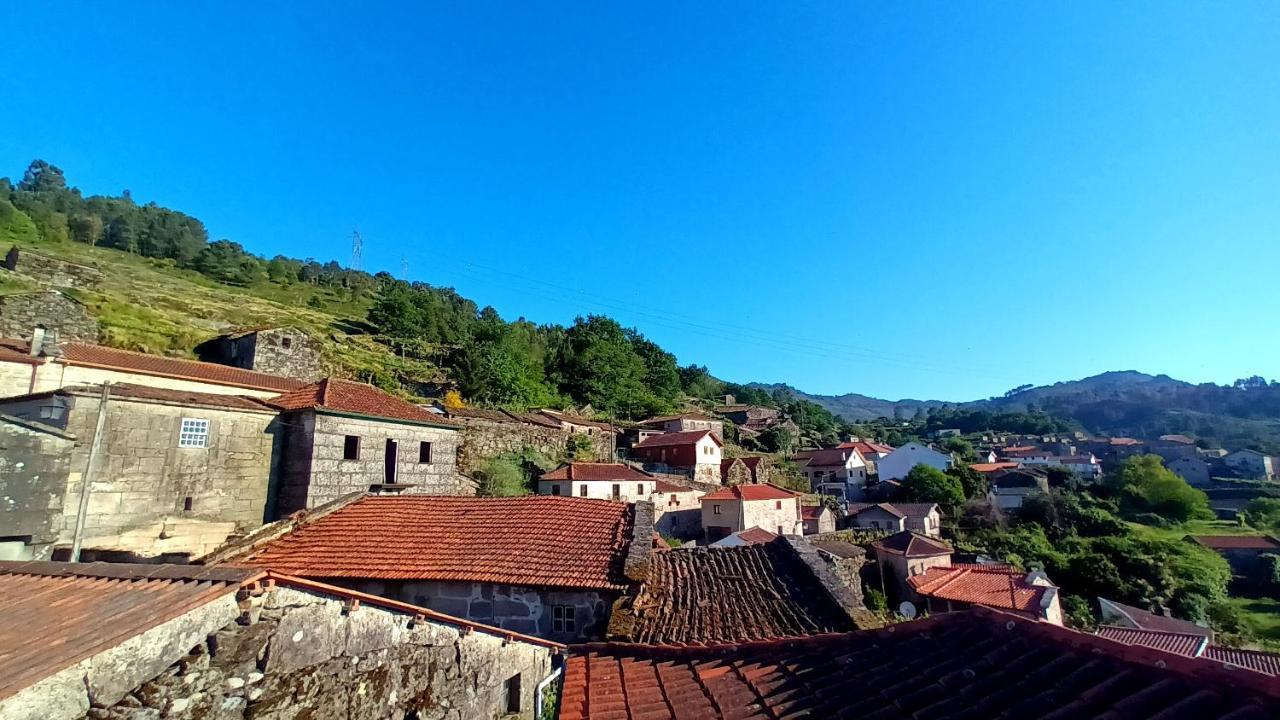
top-left (699, 483), bottom-right (803, 542)
top-left (537, 461), bottom-right (656, 501)
top-left (210, 494), bottom-right (653, 643)
top-left (638, 412), bottom-right (724, 437)
top-left (195, 325), bottom-right (325, 380)
top-left (907, 565), bottom-right (1063, 625)
top-left (630, 428), bottom-right (722, 484)
top-left (837, 438), bottom-right (895, 474)
top-left (270, 378), bottom-right (468, 515)
top-left (801, 504), bottom-right (838, 534)
top-left (875, 441), bottom-right (952, 481)
top-left (869, 530), bottom-right (953, 597)
top-left (0, 289), bottom-right (99, 344)
top-left (1223, 449), bottom-right (1274, 480)
top-left (438, 404), bottom-right (615, 474)
top-left (0, 383), bottom-right (279, 561)
top-left (0, 334), bottom-right (306, 400)
top-left (1167, 455), bottom-right (1212, 486)
top-left (1189, 535), bottom-right (1280, 577)
top-left (1098, 597), bottom-right (1213, 641)
top-left (797, 446), bottom-right (868, 501)
top-left (650, 478), bottom-right (705, 539)
top-left (988, 466), bottom-right (1050, 511)
top-left (711, 397), bottom-right (779, 427)
top-left (0, 561), bottom-right (559, 720)
top-left (719, 455), bottom-right (770, 485)
top-left (847, 502), bottom-right (942, 538)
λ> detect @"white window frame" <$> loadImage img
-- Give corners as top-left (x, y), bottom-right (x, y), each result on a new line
top-left (179, 418), bottom-right (210, 448)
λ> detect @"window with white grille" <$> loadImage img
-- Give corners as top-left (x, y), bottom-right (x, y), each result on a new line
top-left (179, 418), bottom-right (209, 448)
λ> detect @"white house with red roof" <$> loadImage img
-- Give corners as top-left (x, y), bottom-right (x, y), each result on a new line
top-left (875, 441), bottom-right (953, 481)
top-left (630, 429), bottom-right (722, 484)
top-left (797, 446), bottom-right (869, 502)
top-left (908, 565), bottom-right (1063, 625)
top-left (699, 483), bottom-right (802, 542)
top-left (537, 462), bottom-right (658, 502)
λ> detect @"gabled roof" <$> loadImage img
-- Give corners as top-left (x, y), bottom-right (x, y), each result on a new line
top-left (1095, 626), bottom-right (1208, 657)
top-left (632, 429), bottom-right (721, 449)
top-left (540, 462), bottom-right (653, 482)
top-left (1159, 434), bottom-right (1195, 445)
top-left (727, 527), bottom-right (778, 545)
top-left (848, 502), bottom-right (906, 519)
top-left (233, 495), bottom-right (639, 591)
top-left (799, 504), bottom-right (832, 520)
top-left (805, 447), bottom-right (864, 467)
top-left (701, 483), bottom-right (798, 502)
top-left (838, 439), bottom-right (895, 456)
top-left (907, 565), bottom-right (1054, 616)
top-left (1190, 535), bottom-right (1280, 551)
top-left (1098, 597), bottom-right (1213, 638)
top-left (0, 337), bottom-right (40, 365)
top-left (271, 377), bottom-right (459, 427)
top-left (57, 341), bottom-right (307, 392)
top-left (559, 607), bottom-right (1280, 720)
top-left (871, 530), bottom-right (952, 558)
top-left (52, 383), bottom-right (279, 413)
top-left (1109, 437), bottom-right (1144, 446)
top-left (970, 461), bottom-right (1020, 473)
top-left (1204, 646), bottom-right (1280, 677)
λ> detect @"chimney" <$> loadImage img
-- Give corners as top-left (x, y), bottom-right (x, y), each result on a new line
top-left (29, 327), bottom-right (45, 357)
top-left (36, 327), bottom-right (61, 358)
top-left (723, 394), bottom-right (735, 405)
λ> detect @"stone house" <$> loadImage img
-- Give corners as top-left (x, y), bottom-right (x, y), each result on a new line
top-left (0, 561), bottom-right (559, 720)
top-left (798, 447), bottom-right (869, 501)
top-left (630, 429), bottom-right (722, 484)
top-left (988, 467), bottom-right (1050, 511)
top-left (719, 455), bottom-right (770, 485)
top-left (212, 494), bottom-right (653, 644)
top-left (1189, 535), bottom-right (1280, 577)
top-left (700, 483), bottom-right (803, 542)
top-left (801, 504), bottom-right (837, 535)
top-left (650, 478), bottom-right (706, 540)
top-left (3, 245), bottom-right (104, 288)
top-left (875, 441), bottom-right (953, 481)
top-left (0, 290), bottom-right (99, 344)
top-left (0, 334), bottom-right (306, 400)
top-left (870, 531), bottom-right (954, 598)
top-left (439, 405), bottom-right (614, 474)
top-left (0, 413), bottom-right (76, 560)
top-left (271, 378), bottom-right (469, 514)
top-left (0, 383), bottom-right (280, 561)
top-left (847, 502), bottom-right (942, 538)
top-left (907, 565), bottom-right (1063, 625)
top-left (713, 402), bottom-right (779, 427)
top-left (639, 412), bottom-right (725, 438)
top-left (195, 326), bottom-right (324, 380)
top-left (536, 461), bottom-right (657, 501)
top-left (1167, 455), bottom-right (1212, 486)
top-left (1223, 449), bottom-right (1274, 480)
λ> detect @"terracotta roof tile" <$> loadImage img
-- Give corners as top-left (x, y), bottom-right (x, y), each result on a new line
top-left (700, 483), bottom-right (799, 502)
top-left (799, 505), bottom-right (829, 520)
top-left (805, 447), bottom-right (862, 467)
top-left (54, 383), bottom-right (278, 412)
top-left (729, 527), bottom-right (778, 545)
top-left (849, 502), bottom-right (906, 519)
top-left (1190, 535), bottom-right (1280, 551)
top-left (616, 541), bottom-right (859, 645)
top-left (238, 495), bottom-right (637, 590)
top-left (1204, 646), bottom-right (1280, 676)
top-left (0, 337), bottom-right (39, 365)
top-left (970, 461), bottom-right (1020, 473)
top-left (652, 479), bottom-right (693, 493)
top-left (1095, 626), bottom-right (1208, 657)
top-left (907, 565), bottom-right (1051, 616)
top-left (58, 341), bottom-right (305, 392)
top-left (271, 377), bottom-right (459, 427)
top-left (632, 429), bottom-right (720, 449)
top-left (541, 463), bottom-right (653, 482)
top-left (871, 530), bottom-right (952, 558)
top-left (559, 608), bottom-right (1280, 719)
top-left (1099, 598), bottom-right (1213, 638)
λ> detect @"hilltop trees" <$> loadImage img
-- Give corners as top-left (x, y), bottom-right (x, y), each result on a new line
top-left (1107, 455), bottom-right (1213, 523)
top-left (901, 465), bottom-right (965, 507)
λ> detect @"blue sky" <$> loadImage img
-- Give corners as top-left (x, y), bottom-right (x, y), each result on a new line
top-left (3, 3), bottom-right (1279, 401)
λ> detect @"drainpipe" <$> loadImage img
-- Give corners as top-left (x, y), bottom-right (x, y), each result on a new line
top-left (71, 382), bottom-right (111, 562)
top-left (533, 664), bottom-right (563, 719)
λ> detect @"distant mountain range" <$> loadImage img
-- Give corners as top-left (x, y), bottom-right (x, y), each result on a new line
top-left (753, 371), bottom-right (1280, 451)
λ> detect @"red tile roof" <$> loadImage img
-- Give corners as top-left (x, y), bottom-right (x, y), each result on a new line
top-left (559, 608), bottom-right (1280, 720)
top-left (838, 440), bottom-right (894, 456)
top-left (237, 495), bottom-right (638, 590)
top-left (1204, 646), bottom-right (1280, 677)
top-left (730, 527), bottom-right (779, 545)
top-left (58, 383), bottom-right (278, 412)
top-left (871, 530), bottom-right (952, 558)
top-left (612, 540), bottom-right (866, 644)
top-left (1190, 535), bottom-right (1280, 551)
top-left (0, 561), bottom-right (264, 702)
top-left (1095, 626), bottom-right (1208, 657)
top-left (540, 463), bottom-right (653, 482)
top-left (849, 502), bottom-right (906, 519)
top-left (805, 447), bottom-right (863, 467)
top-left (908, 565), bottom-right (1052, 616)
top-left (271, 377), bottom-right (459, 427)
top-left (632, 429), bottom-right (721, 449)
top-left (970, 461), bottom-right (1020, 473)
top-left (700, 483), bottom-right (799, 502)
top-left (1109, 437), bottom-right (1144, 446)
top-left (0, 337), bottom-right (39, 365)
top-left (652, 479), bottom-right (693, 493)
top-left (799, 504), bottom-right (830, 520)
top-left (58, 341), bottom-right (306, 392)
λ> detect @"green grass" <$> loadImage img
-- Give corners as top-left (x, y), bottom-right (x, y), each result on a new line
top-left (1126, 519), bottom-right (1261, 542)
top-left (1226, 596), bottom-right (1280, 650)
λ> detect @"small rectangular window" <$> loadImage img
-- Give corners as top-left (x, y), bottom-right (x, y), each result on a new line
top-left (552, 605), bottom-right (576, 634)
top-left (419, 441), bottom-right (432, 463)
top-left (637, 483), bottom-right (644, 495)
top-left (550, 484), bottom-right (561, 496)
top-left (579, 484), bottom-right (588, 497)
top-left (281, 336), bottom-right (293, 349)
top-left (776, 500), bottom-right (782, 510)
top-left (343, 435), bottom-right (360, 460)
top-left (183, 496), bottom-right (193, 512)
top-left (713, 504), bottom-right (722, 515)
top-left (611, 483), bottom-right (621, 499)
top-left (179, 418), bottom-right (209, 448)
top-left (504, 673), bottom-right (522, 714)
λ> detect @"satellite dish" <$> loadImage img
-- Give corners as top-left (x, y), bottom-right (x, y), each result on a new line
top-left (898, 601), bottom-right (918, 619)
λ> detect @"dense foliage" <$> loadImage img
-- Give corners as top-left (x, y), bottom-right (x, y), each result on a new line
top-left (1105, 455), bottom-right (1213, 523)
top-left (900, 465), bottom-right (965, 507)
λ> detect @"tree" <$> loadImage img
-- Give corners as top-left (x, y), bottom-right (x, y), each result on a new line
top-left (1245, 497), bottom-right (1280, 533)
top-left (941, 436), bottom-right (976, 462)
top-left (901, 465), bottom-right (964, 507)
top-left (758, 425), bottom-right (796, 455)
top-left (67, 214), bottom-right (103, 244)
top-left (948, 464), bottom-right (987, 500)
top-left (1109, 455), bottom-right (1213, 523)
top-left (17, 160), bottom-right (67, 193)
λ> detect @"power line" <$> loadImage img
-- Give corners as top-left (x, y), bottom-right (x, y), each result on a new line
top-left (351, 229), bottom-right (363, 271)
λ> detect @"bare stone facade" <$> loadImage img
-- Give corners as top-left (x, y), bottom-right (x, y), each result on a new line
top-left (56, 585), bottom-right (555, 720)
top-left (3, 246), bottom-right (104, 289)
top-left (0, 414), bottom-right (75, 559)
top-left (196, 327), bottom-right (324, 381)
top-left (274, 410), bottom-right (469, 516)
top-left (0, 290), bottom-right (99, 343)
top-left (0, 389), bottom-right (278, 560)
top-left (449, 413), bottom-right (613, 475)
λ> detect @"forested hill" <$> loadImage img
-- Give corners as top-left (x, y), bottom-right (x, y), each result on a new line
top-left (747, 382), bottom-right (947, 422)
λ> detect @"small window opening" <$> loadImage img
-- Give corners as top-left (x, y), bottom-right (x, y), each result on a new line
top-left (344, 435), bottom-right (360, 460)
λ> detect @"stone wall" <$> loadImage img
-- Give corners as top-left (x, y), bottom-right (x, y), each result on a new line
top-left (4, 246), bottom-right (104, 289)
top-left (652, 489), bottom-right (704, 540)
top-left (68, 585), bottom-right (555, 720)
top-left (0, 290), bottom-right (99, 343)
top-left (197, 327), bottom-right (325, 381)
top-left (337, 578), bottom-right (617, 644)
top-left (0, 414), bottom-right (75, 558)
top-left (454, 415), bottom-right (612, 475)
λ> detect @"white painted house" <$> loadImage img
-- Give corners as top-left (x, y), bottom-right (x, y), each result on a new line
top-left (876, 442), bottom-right (953, 481)
top-left (799, 447), bottom-right (868, 501)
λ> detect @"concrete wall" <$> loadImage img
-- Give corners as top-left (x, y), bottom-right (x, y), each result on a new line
top-left (0, 415), bottom-right (75, 557)
top-left (0, 291), bottom-right (99, 343)
top-left (0, 358), bottom-right (38, 398)
top-left (30, 362), bottom-right (284, 399)
top-left (24, 585), bottom-right (555, 720)
top-left (336, 578), bottom-right (617, 643)
top-left (276, 412), bottom-right (468, 511)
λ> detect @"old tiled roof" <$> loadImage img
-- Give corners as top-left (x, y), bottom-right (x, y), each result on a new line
top-left (799, 505), bottom-right (829, 520)
top-left (633, 429), bottom-right (721, 449)
top-left (1190, 535), bottom-right (1280, 551)
top-left (908, 565), bottom-right (1052, 615)
top-left (615, 541), bottom-right (860, 645)
top-left (1099, 597), bottom-right (1213, 638)
top-left (1204, 646), bottom-right (1280, 677)
top-left (805, 447), bottom-right (862, 467)
top-left (641, 412), bottom-right (721, 424)
top-left (0, 561), bottom-right (264, 702)
top-left (57, 341), bottom-right (306, 392)
top-left (1109, 437), bottom-right (1144, 446)
top-left (970, 461), bottom-right (1019, 473)
top-left (1094, 626), bottom-right (1208, 657)
top-left (536, 409), bottom-right (617, 430)
top-left (0, 337), bottom-right (39, 365)
top-left (559, 608), bottom-right (1280, 720)
top-left (237, 495), bottom-right (637, 590)
top-left (653, 479), bottom-right (693, 493)
top-left (730, 527), bottom-right (779, 545)
top-left (849, 502), bottom-right (906, 519)
top-left (271, 377), bottom-right (459, 427)
top-left (872, 530), bottom-right (952, 558)
top-left (701, 483), bottom-right (798, 502)
top-left (1159, 434), bottom-right (1195, 444)
top-left (540, 463), bottom-right (653, 482)
top-left (444, 405), bottom-right (516, 422)
top-left (55, 383), bottom-right (279, 412)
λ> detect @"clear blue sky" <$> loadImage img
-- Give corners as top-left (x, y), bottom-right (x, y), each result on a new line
top-left (3, 3), bottom-right (1279, 401)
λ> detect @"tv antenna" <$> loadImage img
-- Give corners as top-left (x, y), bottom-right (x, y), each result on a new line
top-left (351, 229), bottom-right (363, 270)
